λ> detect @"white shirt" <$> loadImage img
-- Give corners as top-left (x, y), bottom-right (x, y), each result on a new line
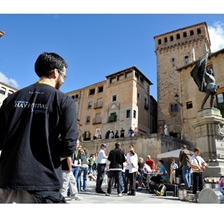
top-left (129, 155), bottom-right (138, 173)
top-left (170, 163), bottom-right (178, 173)
top-left (190, 155), bottom-right (205, 172)
top-left (125, 152), bottom-right (138, 170)
top-left (97, 149), bottom-right (107, 164)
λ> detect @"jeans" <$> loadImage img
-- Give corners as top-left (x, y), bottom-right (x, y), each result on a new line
top-left (72, 166), bottom-right (80, 193)
top-left (137, 170), bottom-right (144, 187)
top-left (182, 165), bottom-right (191, 188)
top-left (121, 172), bottom-right (125, 192)
top-left (77, 167), bottom-right (88, 191)
top-left (106, 171), bottom-right (123, 194)
top-left (96, 163), bottom-right (106, 192)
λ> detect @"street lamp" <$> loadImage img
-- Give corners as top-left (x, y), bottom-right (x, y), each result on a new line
top-left (0, 30), bottom-right (5, 38)
top-left (174, 94), bottom-right (183, 106)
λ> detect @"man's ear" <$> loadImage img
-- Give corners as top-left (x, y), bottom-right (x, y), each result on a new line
top-left (51, 69), bottom-right (58, 79)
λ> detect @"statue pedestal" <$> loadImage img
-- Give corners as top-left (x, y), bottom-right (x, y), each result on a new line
top-left (191, 108), bottom-right (224, 177)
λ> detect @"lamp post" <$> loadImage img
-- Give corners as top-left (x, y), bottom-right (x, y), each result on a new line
top-left (0, 30), bottom-right (5, 38)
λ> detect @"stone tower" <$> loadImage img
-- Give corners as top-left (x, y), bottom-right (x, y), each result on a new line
top-left (154, 22), bottom-right (211, 137)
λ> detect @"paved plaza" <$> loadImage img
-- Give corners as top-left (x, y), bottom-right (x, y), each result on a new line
top-left (66, 178), bottom-right (196, 204)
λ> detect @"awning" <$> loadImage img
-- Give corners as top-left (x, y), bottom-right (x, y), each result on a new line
top-left (157, 149), bottom-right (181, 159)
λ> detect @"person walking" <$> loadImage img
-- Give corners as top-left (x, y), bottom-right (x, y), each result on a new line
top-left (0, 52), bottom-right (78, 203)
top-left (189, 147), bottom-right (208, 202)
top-left (105, 142), bottom-right (126, 197)
top-left (96, 143), bottom-right (108, 194)
top-left (179, 144), bottom-right (193, 190)
top-left (61, 157), bottom-right (82, 201)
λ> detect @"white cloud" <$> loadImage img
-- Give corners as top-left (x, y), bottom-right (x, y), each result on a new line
top-left (208, 21), bottom-right (224, 53)
top-left (0, 71), bottom-right (19, 89)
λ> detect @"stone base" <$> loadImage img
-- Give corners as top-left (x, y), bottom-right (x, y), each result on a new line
top-left (203, 160), bottom-right (224, 177)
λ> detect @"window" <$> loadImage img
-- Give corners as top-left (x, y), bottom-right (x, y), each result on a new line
top-left (133, 110), bottom-right (136, 119)
top-left (170, 104), bottom-right (178, 113)
top-left (186, 101), bottom-right (193, 109)
top-left (158, 39), bottom-right (161, 45)
top-left (88, 101), bottom-right (92, 109)
top-left (8, 90), bottom-right (14, 96)
top-left (184, 56), bottom-right (189, 64)
top-left (170, 36), bottom-right (173, 41)
top-left (98, 86), bottom-right (103, 93)
top-left (137, 93), bottom-right (140, 100)
top-left (0, 87), bottom-right (6, 95)
top-left (217, 94), bottom-right (224, 104)
top-left (197, 28), bottom-right (201, 34)
top-left (183, 32), bottom-right (187, 38)
top-left (171, 58), bottom-right (175, 67)
top-left (72, 94), bottom-right (79, 101)
top-left (164, 37), bottom-right (167, 43)
top-left (190, 30), bottom-right (194, 36)
top-left (112, 95), bottom-right (117, 102)
top-left (126, 110), bottom-right (131, 118)
top-left (89, 88), bottom-right (95, 95)
top-left (86, 116), bottom-right (90, 124)
top-left (140, 77), bottom-right (144, 84)
top-left (176, 34), bottom-right (180, 39)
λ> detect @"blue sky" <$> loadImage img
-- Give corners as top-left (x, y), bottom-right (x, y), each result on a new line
top-left (1, 13), bottom-right (224, 100)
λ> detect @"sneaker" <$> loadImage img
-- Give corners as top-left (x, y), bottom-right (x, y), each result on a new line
top-left (118, 193), bottom-right (122, 197)
top-left (71, 195), bottom-right (82, 201)
top-left (105, 192), bottom-right (110, 196)
top-left (192, 198), bottom-right (198, 203)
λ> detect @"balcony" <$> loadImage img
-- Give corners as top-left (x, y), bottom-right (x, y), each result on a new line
top-left (92, 117), bottom-right (102, 124)
top-left (108, 114), bottom-right (117, 123)
top-left (94, 101), bottom-right (103, 109)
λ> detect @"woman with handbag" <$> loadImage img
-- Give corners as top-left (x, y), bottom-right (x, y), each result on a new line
top-left (77, 147), bottom-right (89, 192)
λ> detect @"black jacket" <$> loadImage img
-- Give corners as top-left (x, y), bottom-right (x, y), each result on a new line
top-left (107, 148), bottom-right (126, 170)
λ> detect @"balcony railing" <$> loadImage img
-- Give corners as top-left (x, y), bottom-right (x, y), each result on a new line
top-left (94, 102), bottom-right (103, 109)
top-left (92, 117), bottom-right (102, 124)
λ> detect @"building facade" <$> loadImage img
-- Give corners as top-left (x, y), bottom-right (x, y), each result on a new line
top-left (154, 22), bottom-right (211, 138)
top-left (66, 66), bottom-right (156, 141)
top-left (0, 82), bottom-right (18, 107)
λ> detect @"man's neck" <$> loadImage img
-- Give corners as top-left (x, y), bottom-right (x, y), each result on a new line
top-left (36, 77), bottom-right (55, 88)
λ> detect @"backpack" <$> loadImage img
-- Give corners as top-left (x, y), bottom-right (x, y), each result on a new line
top-left (154, 184), bottom-right (166, 196)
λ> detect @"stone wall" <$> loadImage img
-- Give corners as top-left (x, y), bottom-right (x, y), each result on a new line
top-left (80, 133), bottom-right (191, 162)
